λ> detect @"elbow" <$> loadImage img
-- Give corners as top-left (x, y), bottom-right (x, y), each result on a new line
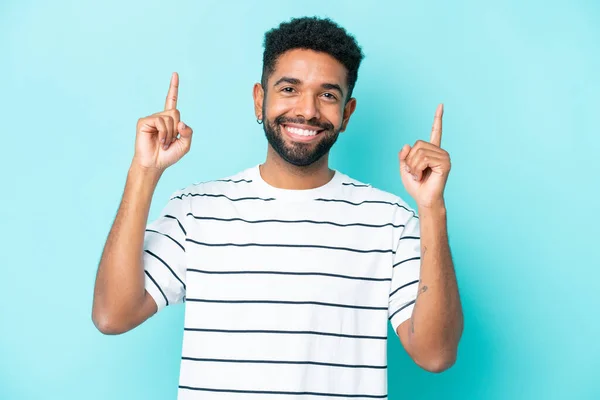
top-left (91, 308), bottom-right (129, 335)
top-left (415, 350), bottom-right (457, 373)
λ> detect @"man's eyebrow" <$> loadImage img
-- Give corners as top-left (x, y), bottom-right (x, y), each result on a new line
top-left (273, 76), bottom-right (301, 86)
top-left (321, 83), bottom-right (344, 97)
top-left (273, 76), bottom-right (345, 98)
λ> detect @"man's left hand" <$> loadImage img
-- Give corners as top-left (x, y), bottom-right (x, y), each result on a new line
top-left (398, 104), bottom-right (451, 209)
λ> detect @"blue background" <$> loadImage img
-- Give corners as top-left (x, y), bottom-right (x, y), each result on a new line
top-left (1, 0), bottom-right (599, 399)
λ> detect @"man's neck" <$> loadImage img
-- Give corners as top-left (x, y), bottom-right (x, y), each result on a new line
top-left (260, 149), bottom-right (334, 190)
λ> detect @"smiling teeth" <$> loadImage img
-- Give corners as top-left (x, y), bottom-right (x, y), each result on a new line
top-left (286, 126), bottom-right (318, 136)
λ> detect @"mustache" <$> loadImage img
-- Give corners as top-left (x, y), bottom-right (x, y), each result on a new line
top-left (274, 115), bottom-right (334, 132)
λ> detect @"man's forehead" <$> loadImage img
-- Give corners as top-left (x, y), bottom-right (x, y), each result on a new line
top-left (271, 49), bottom-right (348, 86)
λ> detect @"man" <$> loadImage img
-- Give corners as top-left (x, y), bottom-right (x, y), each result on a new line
top-left (92, 16), bottom-right (463, 399)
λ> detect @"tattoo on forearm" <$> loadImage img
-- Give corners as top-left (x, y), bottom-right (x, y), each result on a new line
top-left (411, 285), bottom-right (428, 334)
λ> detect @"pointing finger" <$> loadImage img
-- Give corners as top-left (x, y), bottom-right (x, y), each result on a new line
top-left (429, 103), bottom-right (443, 147)
top-left (164, 72), bottom-right (179, 110)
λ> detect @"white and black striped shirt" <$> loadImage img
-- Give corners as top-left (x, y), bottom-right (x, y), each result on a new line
top-left (143, 164), bottom-right (421, 399)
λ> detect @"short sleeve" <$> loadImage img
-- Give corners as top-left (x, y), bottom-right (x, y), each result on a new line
top-left (143, 190), bottom-right (188, 313)
top-left (388, 210), bottom-right (421, 335)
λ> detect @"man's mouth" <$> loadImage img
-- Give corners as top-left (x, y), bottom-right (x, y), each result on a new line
top-left (281, 123), bottom-right (324, 142)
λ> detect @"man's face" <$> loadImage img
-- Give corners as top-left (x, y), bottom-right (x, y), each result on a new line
top-left (255, 49), bottom-right (357, 167)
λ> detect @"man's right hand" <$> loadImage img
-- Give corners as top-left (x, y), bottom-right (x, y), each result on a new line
top-left (132, 72), bottom-right (193, 171)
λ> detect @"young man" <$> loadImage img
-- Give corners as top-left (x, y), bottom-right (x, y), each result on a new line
top-left (92, 17), bottom-right (463, 399)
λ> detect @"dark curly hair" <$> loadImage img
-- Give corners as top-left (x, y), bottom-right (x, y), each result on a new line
top-left (261, 16), bottom-right (364, 101)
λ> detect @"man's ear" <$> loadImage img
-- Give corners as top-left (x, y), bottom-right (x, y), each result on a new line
top-left (340, 97), bottom-right (357, 132)
top-left (253, 83), bottom-right (264, 120)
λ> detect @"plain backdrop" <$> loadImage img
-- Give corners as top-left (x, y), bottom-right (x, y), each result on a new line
top-left (1, 0), bottom-right (599, 399)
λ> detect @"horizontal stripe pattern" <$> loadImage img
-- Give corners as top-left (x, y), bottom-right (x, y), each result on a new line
top-left (314, 197), bottom-right (418, 218)
top-left (171, 192), bottom-right (275, 202)
top-left (185, 263), bottom-right (389, 307)
top-left (186, 239), bottom-right (395, 254)
top-left (342, 182), bottom-right (371, 188)
top-left (182, 327), bottom-right (387, 365)
top-left (187, 268), bottom-right (392, 282)
top-left (178, 386), bottom-right (387, 399)
top-left (140, 165), bottom-right (421, 398)
top-left (183, 327), bottom-right (387, 340)
top-left (184, 295), bottom-right (388, 339)
top-left (181, 356), bottom-right (387, 369)
top-left (187, 214), bottom-right (406, 229)
top-left (186, 298), bottom-right (388, 311)
top-left (179, 359), bottom-right (387, 398)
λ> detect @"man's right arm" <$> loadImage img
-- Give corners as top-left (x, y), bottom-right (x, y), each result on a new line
top-left (91, 164), bottom-right (162, 335)
top-left (91, 72), bottom-right (193, 335)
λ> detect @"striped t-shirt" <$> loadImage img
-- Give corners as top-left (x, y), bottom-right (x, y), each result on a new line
top-left (143, 164), bottom-right (421, 399)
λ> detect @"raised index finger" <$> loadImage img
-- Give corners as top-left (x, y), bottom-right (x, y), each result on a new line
top-left (164, 72), bottom-right (179, 110)
top-left (429, 103), bottom-right (444, 147)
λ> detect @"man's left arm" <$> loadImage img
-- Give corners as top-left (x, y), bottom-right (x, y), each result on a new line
top-left (396, 103), bottom-right (464, 372)
top-left (397, 203), bottom-right (463, 372)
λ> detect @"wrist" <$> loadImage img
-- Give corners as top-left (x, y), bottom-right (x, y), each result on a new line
top-left (417, 199), bottom-right (446, 215)
top-left (128, 161), bottom-right (163, 187)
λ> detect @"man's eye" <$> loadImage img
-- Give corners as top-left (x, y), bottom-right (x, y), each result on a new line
top-left (282, 87), bottom-right (295, 93)
top-left (323, 93), bottom-right (337, 100)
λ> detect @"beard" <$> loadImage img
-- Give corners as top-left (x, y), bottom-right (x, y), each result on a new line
top-left (262, 110), bottom-right (341, 167)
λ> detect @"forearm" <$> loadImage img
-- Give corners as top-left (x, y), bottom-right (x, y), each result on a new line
top-left (92, 163), bottom-right (162, 328)
top-left (406, 202), bottom-right (463, 368)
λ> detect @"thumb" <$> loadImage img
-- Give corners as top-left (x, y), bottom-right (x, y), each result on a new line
top-left (398, 144), bottom-right (412, 176)
top-left (398, 144), bottom-right (410, 165)
top-left (178, 121), bottom-right (193, 142)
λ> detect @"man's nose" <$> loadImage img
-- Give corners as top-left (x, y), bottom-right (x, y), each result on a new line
top-left (294, 93), bottom-right (320, 122)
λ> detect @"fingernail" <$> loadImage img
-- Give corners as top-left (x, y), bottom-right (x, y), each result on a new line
top-left (161, 138), bottom-right (165, 143)
top-left (412, 174), bottom-right (417, 180)
top-left (181, 122), bottom-right (186, 129)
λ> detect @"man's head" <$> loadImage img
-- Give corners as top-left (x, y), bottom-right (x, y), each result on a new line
top-left (253, 17), bottom-right (364, 167)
